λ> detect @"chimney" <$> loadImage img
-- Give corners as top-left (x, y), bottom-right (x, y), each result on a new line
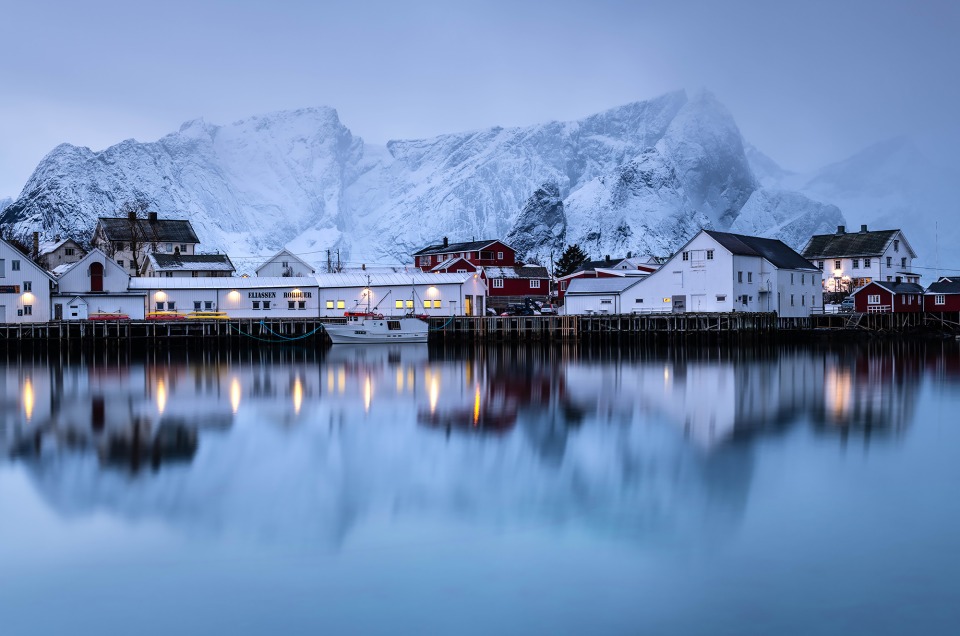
top-left (837, 225), bottom-right (845, 234)
top-left (148, 211), bottom-right (158, 223)
top-left (442, 236), bottom-right (449, 248)
top-left (128, 210), bottom-right (137, 221)
top-left (605, 254), bottom-right (611, 264)
top-left (362, 263), bottom-right (366, 271)
top-left (627, 251), bottom-right (632, 258)
top-left (860, 224), bottom-right (868, 232)
top-left (33, 232), bottom-right (39, 258)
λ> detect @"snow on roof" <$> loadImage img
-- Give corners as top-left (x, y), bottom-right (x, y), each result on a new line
top-left (129, 276), bottom-right (318, 290)
top-left (51, 263), bottom-right (75, 277)
top-left (38, 238), bottom-right (79, 255)
top-left (254, 248), bottom-right (316, 275)
top-left (98, 217), bottom-right (200, 243)
top-left (147, 253), bottom-right (236, 271)
top-left (565, 277), bottom-right (644, 294)
top-left (314, 272), bottom-right (475, 288)
top-left (483, 266), bottom-right (548, 279)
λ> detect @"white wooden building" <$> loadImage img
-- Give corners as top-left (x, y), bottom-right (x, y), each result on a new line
top-left (0, 238), bottom-right (55, 323)
top-left (141, 253), bottom-right (236, 278)
top-left (53, 249), bottom-right (146, 320)
top-left (802, 225), bottom-right (918, 292)
top-left (563, 277), bottom-right (647, 315)
top-left (128, 277), bottom-right (320, 318)
top-left (315, 272), bottom-right (487, 317)
top-left (256, 249), bottom-right (316, 278)
top-left (37, 237), bottom-right (86, 271)
top-left (562, 230), bottom-right (822, 318)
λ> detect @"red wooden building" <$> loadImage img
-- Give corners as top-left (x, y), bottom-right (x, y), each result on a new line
top-left (924, 277), bottom-right (960, 312)
top-left (851, 281), bottom-right (924, 313)
top-left (481, 266), bottom-right (551, 300)
top-left (412, 238), bottom-right (516, 272)
top-left (556, 255), bottom-right (660, 302)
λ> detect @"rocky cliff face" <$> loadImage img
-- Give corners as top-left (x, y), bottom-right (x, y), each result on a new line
top-left (1, 90), bottom-right (847, 270)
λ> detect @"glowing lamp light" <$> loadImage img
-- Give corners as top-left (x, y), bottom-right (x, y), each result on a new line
top-left (22, 292), bottom-right (35, 304)
top-left (427, 286), bottom-right (439, 298)
top-left (155, 291), bottom-right (167, 302)
top-left (228, 290), bottom-right (241, 302)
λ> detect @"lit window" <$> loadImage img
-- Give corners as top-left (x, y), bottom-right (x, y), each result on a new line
top-left (433, 300), bottom-right (442, 308)
top-left (395, 300), bottom-right (403, 309)
top-left (326, 300), bottom-right (334, 309)
top-left (336, 300), bottom-right (345, 309)
top-left (406, 300), bottom-right (414, 309)
top-left (424, 300), bottom-right (431, 309)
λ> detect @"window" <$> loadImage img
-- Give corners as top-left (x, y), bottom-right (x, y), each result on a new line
top-left (867, 294), bottom-right (880, 304)
top-left (886, 257), bottom-right (892, 267)
top-left (790, 294), bottom-right (795, 306)
top-left (395, 300), bottom-right (403, 309)
top-left (65, 248), bottom-right (75, 256)
top-left (23, 281), bottom-right (32, 292)
top-left (326, 300), bottom-right (334, 309)
top-left (434, 300), bottom-right (442, 308)
top-left (424, 300), bottom-right (431, 309)
top-left (281, 261), bottom-right (289, 268)
top-left (748, 272), bottom-right (753, 283)
top-left (737, 271), bottom-right (743, 283)
top-left (298, 301), bottom-right (306, 310)
top-left (205, 301), bottom-right (213, 310)
top-left (492, 279), bottom-right (504, 288)
top-left (165, 243), bottom-right (172, 252)
top-left (529, 279), bottom-right (540, 289)
top-left (0, 259), bottom-right (4, 277)
top-left (894, 240), bottom-right (899, 252)
top-left (818, 260), bottom-right (824, 270)
top-left (194, 301), bottom-right (202, 310)
top-left (288, 301), bottom-right (296, 310)
top-left (164, 272), bottom-right (173, 278)
top-left (801, 274), bottom-right (806, 285)
top-left (457, 269), bottom-right (467, 273)
top-left (791, 273), bottom-right (795, 284)
top-left (802, 295), bottom-right (805, 306)
top-left (337, 300), bottom-right (345, 309)
top-left (864, 258), bottom-right (871, 268)
top-left (23, 305), bottom-right (32, 315)
top-left (835, 260), bottom-right (841, 270)
top-left (936, 295), bottom-right (946, 305)
top-left (497, 251), bottom-right (504, 260)
top-left (716, 295), bottom-right (726, 302)
top-left (191, 271), bottom-right (199, 278)
top-left (636, 298), bottom-right (644, 303)
top-left (852, 259), bottom-right (859, 269)
top-left (706, 250), bottom-right (714, 260)
top-left (12, 260), bottom-right (20, 271)
top-left (263, 301), bottom-right (271, 310)
top-left (405, 300), bottom-right (413, 309)
top-left (118, 260), bottom-right (124, 268)
top-left (901, 257), bottom-right (907, 268)
top-left (167, 301), bottom-right (175, 310)
top-left (682, 251), bottom-right (689, 261)
top-left (130, 262), bottom-right (137, 270)
top-left (253, 301), bottom-right (261, 310)
top-left (156, 302), bottom-right (165, 311)
top-left (181, 244), bottom-right (188, 252)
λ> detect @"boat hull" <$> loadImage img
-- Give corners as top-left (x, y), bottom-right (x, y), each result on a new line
top-left (324, 317), bottom-right (429, 344)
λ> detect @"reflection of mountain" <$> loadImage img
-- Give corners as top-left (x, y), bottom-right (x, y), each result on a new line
top-left (0, 341), bottom-right (939, 549)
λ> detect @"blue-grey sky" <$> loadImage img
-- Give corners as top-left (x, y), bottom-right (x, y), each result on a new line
top-left (1, 0), bottom-right (958, 196)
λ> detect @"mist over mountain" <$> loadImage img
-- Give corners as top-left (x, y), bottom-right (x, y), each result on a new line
top-left (3, 90), bottom-right (948, 273)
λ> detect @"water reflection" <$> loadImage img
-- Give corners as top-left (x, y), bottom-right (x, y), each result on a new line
top-left (0, 340), bottom-right (951, 548)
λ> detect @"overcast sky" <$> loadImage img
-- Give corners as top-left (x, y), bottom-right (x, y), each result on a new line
top-left (1, 0), bottom-right (957, 197)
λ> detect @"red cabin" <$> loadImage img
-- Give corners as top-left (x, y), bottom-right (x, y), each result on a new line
top-left (480, 266), bottom-right (550, 299)
top-left (412, 238), bottom-right (516, 271)
top-left (851, 281), bottom-right (924, 313)
top-left (924, 277), bottom-right (960, 312)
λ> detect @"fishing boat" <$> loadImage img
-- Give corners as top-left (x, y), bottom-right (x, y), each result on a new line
top-left (323, 311), bottom-right (429, 344)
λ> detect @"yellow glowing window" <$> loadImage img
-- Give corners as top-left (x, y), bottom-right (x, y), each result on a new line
top-left (336, 300), bottom-right (345, 309)
top-left (424, 300), bottom-right (431, 309)
top-left (433, 300), bottom-right (441, 308)
top-left (326, 301), bottom-right (334, 309)
top-left (395, 300), bottom-right (403, 309)
top-left (405, 300), bottom-right (413, 309)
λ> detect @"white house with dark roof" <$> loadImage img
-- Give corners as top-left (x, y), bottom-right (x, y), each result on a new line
top-left (140, 253), bottom-right (236, 278)
top-left (564, 230), bottom-right (822, 317)
top-left (802, 224), bottom-right (918, 292)
top-left (92, 211), bottom-right (201, 274)
top-left (256, 248), bottom-right (316, 277)
top-left (37, 237), bottom-right (85, 271)
top-left (0, 237), bottom-right (55, 322)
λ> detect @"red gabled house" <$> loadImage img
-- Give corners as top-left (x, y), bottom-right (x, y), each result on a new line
top-left (412, 238), bottom-right (516, 271)
top-left (427, 255), bottom-right (479, 274)
top-left (924, 277), bottom-right (960, 312)
top-left (851, 281), bottom-right (924, 313)
top-left (556, 255), bottom-right (660, 302)
top-left (481, 266), bottom-right (551, 300)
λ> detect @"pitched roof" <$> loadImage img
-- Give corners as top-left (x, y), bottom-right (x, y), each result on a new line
top-left (413, 239), bottom-right (503, 256)
top-left (147, 253), bottom-right (235, 272)
top-left (925, 279), bottom-right (960, 294)
top-left (429, 256), bottom-right (476, 272)
top-left (97, 217), bottom-right (200, 244)
top-left (704, 230), bottom-right (818, 270)
top-left (38, 237), bottom-right (82, 256)
top-left (854, 281), bottom-right (925, 295)
top-left (129, 276), bottom-right (318, 290)
top-left (254, 248), bottom-right (316, 275)
top-left (565, 277), bottom-right (644, 294)
top-left (483, 265), bottom-right (549, 279)
top-left (802, 229), bottom-right (911, 258)
top-left (573, 258), bottom-right (626, 274)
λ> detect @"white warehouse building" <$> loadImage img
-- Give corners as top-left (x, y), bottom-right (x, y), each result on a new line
top-left (129, 277), bottom-right (320, 318)
top-left (315, 272), bottom-right (487, 318)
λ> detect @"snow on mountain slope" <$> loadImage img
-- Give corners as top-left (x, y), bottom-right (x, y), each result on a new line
top-left (729, 189), bottom-right (844, 250)
top-left (1, 90), bottom-right (846, 268)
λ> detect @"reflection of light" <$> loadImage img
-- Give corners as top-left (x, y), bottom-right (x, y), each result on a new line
top-left (429, 372), bottom-right (440, 414)
top-left (230, 377), bottom-right (241, 414)
top-left (327, 370), bottom-right (334, 393)
top-left (157, 378), bottom-right (167, 414)
top-left (407, 368), bottom-right (414, 392)
top-left (337, 368), bottom-right (346, 394)
top-left (473, 384), bottom-right (481, 426)
top-left (664, 366), bottom-right (671, 383)
top-left (825, 367), bottom-right (852, 422)
top-left (364, 376), bottom-right (373, 413)
top-left (396, 368), bottom-right (404, 393)
top-left (293, 377), bottom-right (303, 415)
top-left (23, 378), bottom-right (34, 421)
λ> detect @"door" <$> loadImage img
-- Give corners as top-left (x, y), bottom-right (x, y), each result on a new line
top-left (465, 295), bottom-right (473, 316)
top-left (0, 305), bottom-right (5, 323)
top-left (672, 295), bottom-right (686, 313)
top-left (54, 304), bottom-right (63, 320)
top-left (90, 262), bottom-right (104, 292)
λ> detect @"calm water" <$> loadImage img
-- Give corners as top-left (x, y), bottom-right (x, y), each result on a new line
top-left (2, 341), bottom-right (960, 635)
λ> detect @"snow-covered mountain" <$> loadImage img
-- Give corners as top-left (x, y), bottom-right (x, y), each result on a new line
top-left (0, 197), bottom-right (11, 215)
top-left (1, 90), bottom-right (849, 270)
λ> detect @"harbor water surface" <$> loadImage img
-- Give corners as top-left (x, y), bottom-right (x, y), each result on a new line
top-left (2, 341), bottom-right (959, 635)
